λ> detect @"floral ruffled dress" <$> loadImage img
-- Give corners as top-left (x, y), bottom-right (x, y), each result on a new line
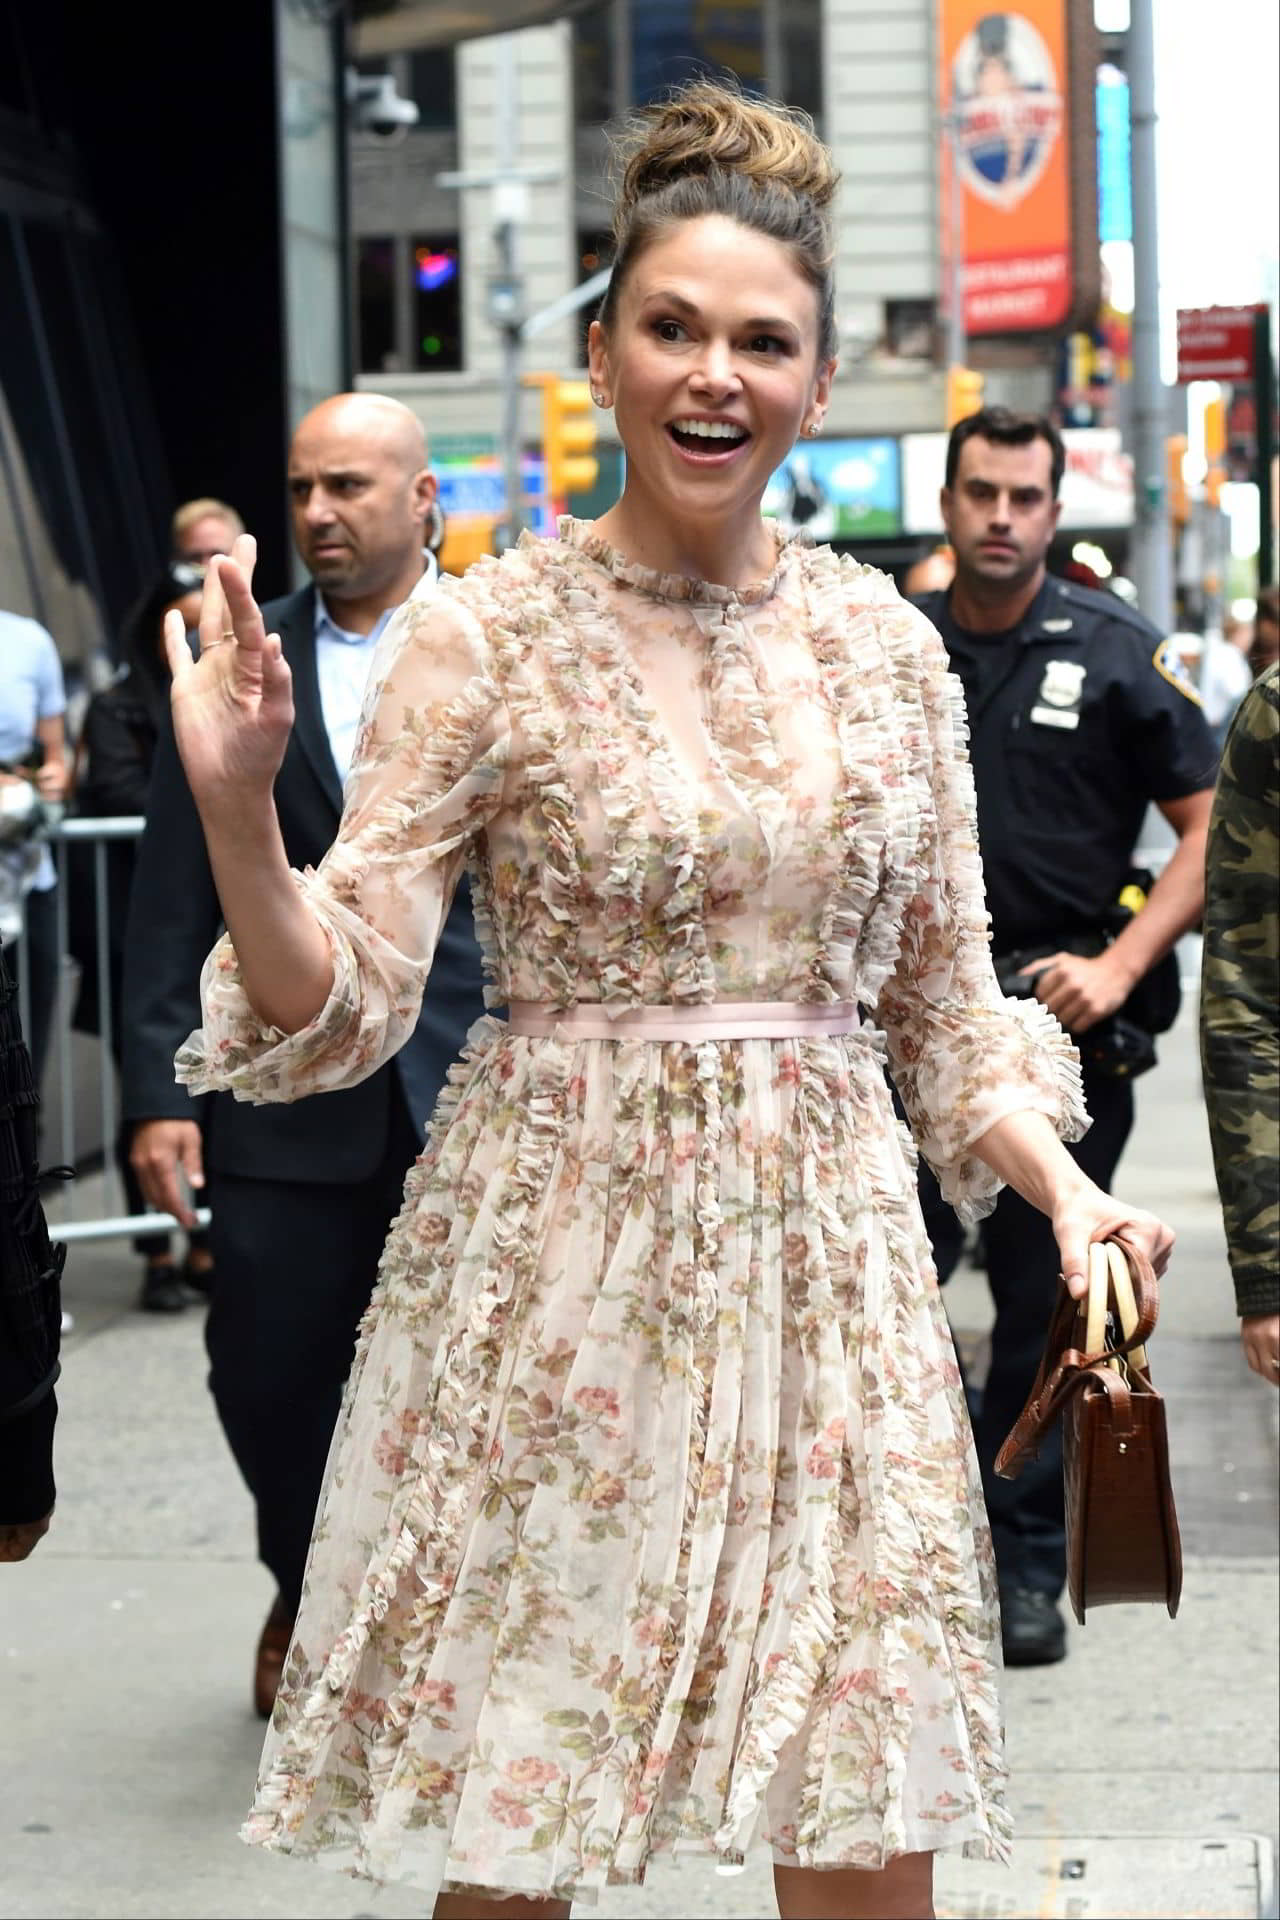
top-left (178, 518), bottom-right (1085, 1900)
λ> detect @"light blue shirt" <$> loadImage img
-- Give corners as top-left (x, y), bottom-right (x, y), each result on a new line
top-left (0, 610), bottom-right (66, 892)
top-left (313, 555), bottom-right (437, 787)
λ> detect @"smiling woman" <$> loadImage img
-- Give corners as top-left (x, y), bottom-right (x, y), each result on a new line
top-left (168, 75), bottom-right (1174, 1920)
top-left (584, 83), bottom-right (839, 590)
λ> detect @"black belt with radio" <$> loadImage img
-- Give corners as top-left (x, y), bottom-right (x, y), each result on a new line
top-left (993, 871), bottom-right (1181, 1080)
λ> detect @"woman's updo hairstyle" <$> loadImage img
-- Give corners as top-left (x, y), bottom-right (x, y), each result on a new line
top-left (598, 80), bottom-right (840, 363)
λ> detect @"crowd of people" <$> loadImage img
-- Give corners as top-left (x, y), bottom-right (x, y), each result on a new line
top-left (0, 77), bottom-right (1276, 1920)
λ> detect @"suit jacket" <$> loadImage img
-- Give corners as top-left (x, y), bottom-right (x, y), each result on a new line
top-left (121, 585), bottom-right (488, 1183)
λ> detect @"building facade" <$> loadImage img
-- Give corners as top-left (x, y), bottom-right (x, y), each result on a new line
top-left (351, 0), bottom-right (1103, 571)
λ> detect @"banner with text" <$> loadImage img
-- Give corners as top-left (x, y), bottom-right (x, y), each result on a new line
top-left (941, 1), bottom-right (1073, 335)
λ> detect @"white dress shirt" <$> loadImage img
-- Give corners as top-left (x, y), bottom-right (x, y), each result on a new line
top-left (313, 553), bottom-right (437, 787)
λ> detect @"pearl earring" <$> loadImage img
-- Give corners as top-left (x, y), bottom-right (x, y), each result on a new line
top-left (590, 388), bottom-right (607, 407)
top-left (806, 422), bottom-right (821, 438)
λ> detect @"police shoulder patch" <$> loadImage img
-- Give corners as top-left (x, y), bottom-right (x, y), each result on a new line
top-left (1152, 636), bottom-right (1204, 705)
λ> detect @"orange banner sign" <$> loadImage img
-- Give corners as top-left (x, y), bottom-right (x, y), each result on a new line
top-left (941, 3), bottom-right (1073, 334)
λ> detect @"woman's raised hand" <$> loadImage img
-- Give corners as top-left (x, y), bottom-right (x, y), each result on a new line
top-left (164, 534), bottom-right (294, 803)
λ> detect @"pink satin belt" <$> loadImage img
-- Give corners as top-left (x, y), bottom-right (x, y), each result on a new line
top-left (506, 999), bottom-right (860, 1042)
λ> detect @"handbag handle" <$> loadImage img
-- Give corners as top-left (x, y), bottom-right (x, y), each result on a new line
top-left (995, 1232), bottom-right (1160, 1479)
top-left (1085, 1241), bottom-right (1150, 1373)
top-left (1107, 1240), bottom-right (1148, 1370)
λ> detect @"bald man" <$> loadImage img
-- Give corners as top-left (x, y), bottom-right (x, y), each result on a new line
top-left (122, 394), bottom-right (487, 1716)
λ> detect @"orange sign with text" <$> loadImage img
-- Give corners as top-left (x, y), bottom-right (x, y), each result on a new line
top-left (941, 2), bottom-right (1073, 334)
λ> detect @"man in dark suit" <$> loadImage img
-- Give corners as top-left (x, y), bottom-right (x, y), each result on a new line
top-left (122, 393), bottom-right (487, 1713)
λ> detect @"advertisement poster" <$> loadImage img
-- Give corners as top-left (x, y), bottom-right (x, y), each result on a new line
top-left (941, 3), bottom-right (1072, 334)
top-left (435, 453), bottom-right (556, 537)
top-left (763, 438), bottom-right (901, 540)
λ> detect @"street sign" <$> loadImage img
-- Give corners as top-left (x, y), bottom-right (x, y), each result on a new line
top-left (1175, 305), bottom-right (1264, 384)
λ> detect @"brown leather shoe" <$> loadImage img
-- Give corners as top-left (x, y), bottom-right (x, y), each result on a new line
top-left (253, 1595), bottom-right (294, 1719)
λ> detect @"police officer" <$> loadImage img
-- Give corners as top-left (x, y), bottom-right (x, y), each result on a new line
top-left (913, 406), bottom-right (1217, 1665)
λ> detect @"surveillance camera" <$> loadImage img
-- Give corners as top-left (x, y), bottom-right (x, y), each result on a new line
top-left (345, 69), bottom-right (420, 140)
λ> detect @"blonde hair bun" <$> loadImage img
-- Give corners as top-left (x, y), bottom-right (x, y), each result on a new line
top-left (614, 81), bottom-right (838, 236)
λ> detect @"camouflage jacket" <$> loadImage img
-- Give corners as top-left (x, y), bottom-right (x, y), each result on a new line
top-left (1199, 664), bottom-right (1280, 1316)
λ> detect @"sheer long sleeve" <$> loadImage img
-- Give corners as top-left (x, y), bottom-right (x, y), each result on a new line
top-left (876, 607), bottom-right (1088, 1222)
top-left (175, 596), bottom-right (508, 1105)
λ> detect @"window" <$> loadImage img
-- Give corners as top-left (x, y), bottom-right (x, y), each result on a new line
top-left (573, 2), bottom-right (615, 126)
top-left (572, 1), bottom-right (822, 127)
top-left (357, 236), bottom-right (398, 374)
top-left (631, 0), bottom-right (764, 103)
top-left (779, 0), bottom-right (823, 124)
top-left (884, 299), bottom-right (937, 362)
top-left (412, 236), bottom-right (462, 371)
top-left (407, 47), bottom-right (457, 132)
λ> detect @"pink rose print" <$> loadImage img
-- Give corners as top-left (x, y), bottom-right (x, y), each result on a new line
top-left (372, 1427), bottom-right (408, 1476)
top-left (587, 1471), bottom-right (627, 1510)
top-left (833, 1668), bottom-right (878, 1704)
top-left (633, 1609), bottom-right (668, 1647)
top-left (573, 1386), bottom-right (621, 1419)
top-left (412, 1679), bottom-right (457, 1712)
top-left (488, 1786), bottom-right (535, 1829)
top-left (506, 1754), bottom-right (561, 1789)
top-left (805, 1415), bottom-right (846, 1479)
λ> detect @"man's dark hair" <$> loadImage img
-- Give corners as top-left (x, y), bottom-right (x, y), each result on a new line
top-left (1257, 584), bottom-right (1280, 629)
top-left (945, 405), bottom-right (1066, 498)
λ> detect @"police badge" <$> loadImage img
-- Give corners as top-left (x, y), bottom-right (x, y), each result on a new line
top-left (1031, 658), bottom-right (1086, 729)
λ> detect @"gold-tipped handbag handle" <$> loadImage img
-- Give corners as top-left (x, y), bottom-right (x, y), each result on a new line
top-left (1107, 1239), bottom-right (1148, 1370)
top-left (1085, 1242), bottom-right (1112, 1359)
top-left (1085, 1240), bottom-right (1150, 1372)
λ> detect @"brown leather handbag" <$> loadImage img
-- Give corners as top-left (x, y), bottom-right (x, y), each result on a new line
top-left (995, 1234), bottom-right (1182, 1625)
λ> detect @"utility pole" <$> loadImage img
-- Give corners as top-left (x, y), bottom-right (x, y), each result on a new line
top-left (945, 94), bottom-right (967, 386)
top-left (1126, 0), bottom-right (1174, 632)
top-left (1255, 305), bottom-right (1276, 590)
top-left (438, 33), bottom-right (557, 551)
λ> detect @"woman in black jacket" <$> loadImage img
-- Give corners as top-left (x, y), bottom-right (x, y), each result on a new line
top-left (73, 565), bottom-right (213, 1312)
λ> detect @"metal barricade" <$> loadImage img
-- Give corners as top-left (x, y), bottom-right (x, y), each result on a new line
top-left (10, 815), bottom-right (211, 1245)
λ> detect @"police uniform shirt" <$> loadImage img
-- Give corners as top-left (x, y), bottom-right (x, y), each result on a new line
top-left (913, 575), bottom-right (1217, 954)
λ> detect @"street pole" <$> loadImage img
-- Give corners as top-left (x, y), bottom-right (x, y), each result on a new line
top-left (945, 100), bottom-right (967, 383)
top-left (492, 34), bottom-right (525, 552)
top-left (438, 38), bottom-right (558, 555)
top-left (1126, 0), bottom-right (1174, 633)
top-left (1255, 305), bottom-right (1275, 590)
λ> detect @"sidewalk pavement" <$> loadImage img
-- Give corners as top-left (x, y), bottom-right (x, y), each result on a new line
top-left (4, 1014), bottom-right (1276, 1919)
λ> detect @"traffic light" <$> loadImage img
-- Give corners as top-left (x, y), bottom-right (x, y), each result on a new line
top-left (525, 373), bottom-right (599, 502)
top-left (1167, 434), bottom-right (1190, 525)
top-left (945, 364), bottom-right (985, 429)
top-left (1199, 397), bottom-right (1227, 507)
top-left (1203, 395), bottom-right (1227, 462)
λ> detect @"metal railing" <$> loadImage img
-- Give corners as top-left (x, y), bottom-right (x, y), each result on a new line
top-left (11, 815), bottom-right (210, 1245)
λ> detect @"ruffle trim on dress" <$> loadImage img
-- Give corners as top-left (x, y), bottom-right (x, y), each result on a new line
top-left (465, 550), bottom-right (587, 1010)
top-left (546, 585), bottom-right (650, 1005)
top-left (925, 997), bottom-right (1090, 1225)
top-left (174, 872), bottom-right (362, 1103)
top-left (176, 647), bottom-right (507, 1099)
top-left (556, 516), bottom-right (791, 608)
top-left (554, 548), bottom-right (718, 1007)
top-left (242, 1037), bottom-right (575, 1866)
top-left (801, 547), bottom-right (909, 1009)
top-left (700, 600), bottom-right (790, 866)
